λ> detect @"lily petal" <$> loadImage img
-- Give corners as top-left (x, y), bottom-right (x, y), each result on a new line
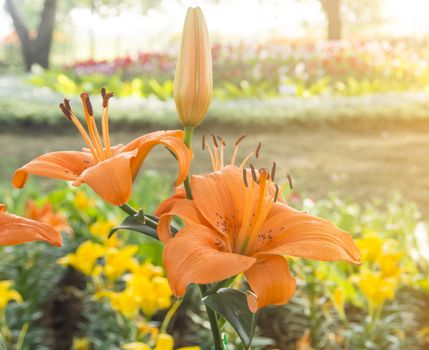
top-left (156, 197), bottom-right (207, 243)
top-left (254, 203), bottom-right (361, 264)
top-left (74, 150), bottom-right (137, 206)
top-left (0, 211), bottom-right (62, 247)
top-left (120, 130), bottom-right (191, 186)
top-left (245, 255), bottom-right (296, 312)
top-left (163, 224), bottom-right (256, 296)
top-left (191, 166), bottom-right (245, 237)
top-left (13, 151), bottom-right (95, 188)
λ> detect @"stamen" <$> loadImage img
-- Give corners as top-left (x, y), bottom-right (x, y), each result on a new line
top-left (101, 88), bottom-right (113, 157)
top-left (102, 92), bottom-right (114, 108)
top-left (217, 136), bottom-right (226, 146)
top-left (60, 103), bottom-right (100, 162)
top-left (202, 134), bottom-right (206, 150)
top-left (235, 134), bottom-right (247, 146)
top-left (271, 162), bottom-right (277, 181)
top-left (239, 151), bottom-right (255, 169)
top-left (249, 164), bottom-right (258, 183)
top-left (230, 134), bottom-right (247, 166)
top-left (211, 134), bottom-right (218, 147)
top-left (64, 99), bottom-right (71, 111)
top-left (255, 142), bottom-right (262, 158)
top-left (82, 93), bottom-right (94, 116)
top-left (287, 173), bottom-right (293, 189)
top-left (218, 135), bottom-right (225, 169)
top-left (211, 134), bottom-right (220, 170)
top-left (59, 103), bottom-right (72, 120)
top-left (242, 168), bottom-right (248, 187)
top-left (204, 141), bottom-right (217, 171)
top-left (274, 184), bottom-right (280, 202)
top-left (81, 93), bottom-right (105, 160)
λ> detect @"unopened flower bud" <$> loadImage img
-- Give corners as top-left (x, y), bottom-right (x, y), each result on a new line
top-left (174, 7), bottom-right (212, 127)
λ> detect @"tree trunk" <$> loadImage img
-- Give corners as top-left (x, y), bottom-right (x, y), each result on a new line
top-left (321, 0), bottom-right (342, 40)
top-left (5, 0), bottom-right (57, 72)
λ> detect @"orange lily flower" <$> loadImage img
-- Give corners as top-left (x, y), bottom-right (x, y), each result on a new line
top-left (0, 204), bottom-right (62, 247)
top-left (26, 200), bottom-right (73, 235)
top-left (156, 166), bottom-right (360, 312)
top-left (13, 90), bottom-right (192, 206)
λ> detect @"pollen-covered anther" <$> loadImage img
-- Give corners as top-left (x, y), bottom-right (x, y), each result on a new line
top-left (59, 103), bottom-right (72, 120)
top-left (217, 135), bottom-right (226, 146)
top-left (80, 93), bottom-right (93, 116)
top-left (102, 88), bottom-right (114, 108)
top-left (249, 164), bottom-right (259, 183)
top-left (271, 161), bottom-right (277, 181)
top-left (242, 168), bottom-right (248, 187)
top-left (287, 173), bottom-right (293, 189)
top-left (255, 142), bottom-right (262, 158)
top-left (274, 184), bottom-right (280, 202)
top-left (235, 134), bottom-right (247, 146)
top-left (211, 134), bottom-right (218, 148)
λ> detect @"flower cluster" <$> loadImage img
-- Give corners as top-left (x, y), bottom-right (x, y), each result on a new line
top-left (1, 6), bottom-right (362, 350)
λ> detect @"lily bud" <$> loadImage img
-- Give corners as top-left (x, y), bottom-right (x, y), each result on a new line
top-left (174, 7), bottom-right (212, 127)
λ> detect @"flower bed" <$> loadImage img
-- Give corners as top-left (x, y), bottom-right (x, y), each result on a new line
top-left (29, 38), bottom-right (429, 100)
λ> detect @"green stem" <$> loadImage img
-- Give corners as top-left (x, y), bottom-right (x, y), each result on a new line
top-left (16, 323), bottom-right (29, 350)
top-left (160, 299), bottom-right (183, 333)
top-left (199, 285), bottom-right (224, 350)
top-left (119, 203), bottom-right (137, 216)
top-left (183, 126), bottom-right (194, 199)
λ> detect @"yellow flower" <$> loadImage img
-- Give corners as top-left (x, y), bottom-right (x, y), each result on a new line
top-left (103, 245), bottom-right (138, 281)
top-left (357, 269), bottom-right (397, 308)
top-left (155, 333), bottom-right (174, 350)
top-left (379, 252), bottom-right (402, 278)
top-left (330, 287), bottom-right (345, 319)
top-left (137, 321), bottom-right (159, 340)
top-left (100, 289), bottom-right (140, 319)
top-left (122, 342), bottom-right (151, 350)
top-left (72, 337), bottom-right (90, 350)
top-left (0, 280), bottom-right (23, 310)
top-left (90, 220), bottom-right (120, 247)
top-left (356, 235), bottom-right (383, 263)
top-left (74, 191), bottom-right (94, 211)
top-left (58, 241), bottom-right (105, 276)
top-left (131, 262), bottom-right (164, 278)
top-left (174, 7), bottom-right (212, 127)
top-left (125, 269), bottom-right (172, 317)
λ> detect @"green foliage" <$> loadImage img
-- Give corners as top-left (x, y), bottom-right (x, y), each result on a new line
top-left (1, 175), bottom-right (428, 349)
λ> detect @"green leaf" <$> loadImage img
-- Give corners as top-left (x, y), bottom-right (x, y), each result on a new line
top-left (109, 215), bottom-right (159, 241)
top-left (203, 288), bottom-right (257, 349)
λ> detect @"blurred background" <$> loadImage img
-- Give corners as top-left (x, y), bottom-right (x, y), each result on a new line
top-left (0, 0), bottom-right (429, 349)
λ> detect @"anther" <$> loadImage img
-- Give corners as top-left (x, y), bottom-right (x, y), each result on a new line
top-left (235, 134), bottom-right (247, 146)
top-left (101, 87), bottom-right (106, 99)
top-left (217, 135), bottom-right (226, 146)
top-left (255, 142), bottom-right (262, 158)
top-left (80, 92), bottom-right (93, 115)
top-left (271, 162), bottom-right (277, 181)
top-left (259, 168), bottom-right (270, 181)
top-left (242, 168), bottom-right (248, 187)
top-left (59, 103), bottom-right (72, 120)
top-left (274, 184), bottom-right (280, 202)
top-left (211, 134), bottom-right (218, 147)
top-left (102, 92), bottom-right (114, 108)
top-left (64, 98), bottom-right (71, 111)
top-left (249, 164), bottom-right (258, 183)
top-left (202, 134), bottom-right (206, 150)
top-left (287, 173), bottom-right (293, 189)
